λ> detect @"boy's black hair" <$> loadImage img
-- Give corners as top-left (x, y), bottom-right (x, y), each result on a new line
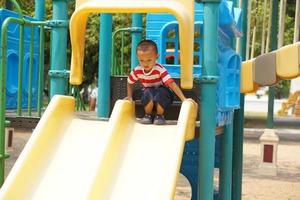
top-left (136, 39), bottom-right (158, 53)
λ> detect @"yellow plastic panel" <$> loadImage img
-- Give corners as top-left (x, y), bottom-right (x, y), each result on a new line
top-left (276, 43), bottom-right (300, 79)
top-left (70, 0), bottom-right (194, 89)
top-left (88, 99), bottom-right (197, 199)
top-left (0, 97), bottom-right (197, 199)
top-left (240, 59), bottom-right (258, 93)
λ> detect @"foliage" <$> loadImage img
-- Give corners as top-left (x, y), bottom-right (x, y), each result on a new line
top-left (2, 0), bottom-right (298, 98)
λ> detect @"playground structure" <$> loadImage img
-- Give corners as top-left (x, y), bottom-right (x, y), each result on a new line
top-left (0, 0), bottom-right (300, 200)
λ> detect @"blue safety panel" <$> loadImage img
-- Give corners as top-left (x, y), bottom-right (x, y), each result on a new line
top-left (180, 136), bottom-right (222, 200)
top-left (0, 9), bottom-right (39, 109)
top-left (146, 0), bottom-right (241, 125)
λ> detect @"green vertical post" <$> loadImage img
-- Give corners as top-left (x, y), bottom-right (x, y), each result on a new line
top-left (98, 14), bottom-right (112, 117)
top-left (198, 1), bottom-right (220, 200)
top-left (17, 25), bottom-right (24, 116)
top-left (0, 19), bottom-right (9, 186)
top-left (267, 0), bottom-right (279, 129)
top-left (131, 14), bottom-right (142, 69)
top-left (219, 114), bottom-right (234, 200)
top-left (28, 27), bottom-right (35, 116)
top-left (49, 0), bottom-right (68, 98)
top-left (35, 0), bottom-right (45, 117)
top-left (232, 0), bottom-right (248, 199)
top-left (37, 26), bottom-right (45, 117)
top-left (35, 0), bottom-right (45, 20)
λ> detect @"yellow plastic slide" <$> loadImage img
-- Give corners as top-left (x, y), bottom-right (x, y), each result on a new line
top-left (0, 95), bottom-right (197, 200)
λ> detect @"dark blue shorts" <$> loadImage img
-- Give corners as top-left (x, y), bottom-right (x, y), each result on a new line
top-left (141, 85), bottom-right (174, 110)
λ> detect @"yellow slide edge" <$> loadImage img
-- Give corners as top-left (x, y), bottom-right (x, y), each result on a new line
top-left (69, 0), bottom-right (194, 89)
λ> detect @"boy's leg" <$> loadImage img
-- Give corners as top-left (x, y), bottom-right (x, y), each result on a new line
top-left (141, 88), bottom-right (155, 114)
top-left (153, 86), bottom-right (174, 125)
top-left (144, 101), bottom-right (154, 115)
top-left (153, 86), bottom-right (174, 113)
top-left (140, 88), bottom-right (155, 124)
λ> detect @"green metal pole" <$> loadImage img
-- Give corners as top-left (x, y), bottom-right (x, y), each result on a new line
top-left (198, 2), bottom-right (220, 200)
top-left (219, 114), bottom-right (234, 200)
top-left (17, 24), bottom-right (24, 116)
top-left (121, 32), bottom-right (125, 74)
top-left (35, 0), bottom-right (45, 20)
top-left (35, 0), bottom-right (45, 117)
top-left (232, 0), bottom-right (248, 199)
top-left (49, 0), bottom-right (69, 98)
top-left (0, 18), bottom-right (10, 186)
top-left (98, 14), bottom-right (112, 117)
top-left (37, 26), bottom-right (45, 117)
top-left (0, 17), bottom-right (47, 185)
top-left (267, 0), bottom-right (279, 129)
top-left (28, 27), bottom-right (35, 116)
top-left (131, 14), bottom-right (142, 70)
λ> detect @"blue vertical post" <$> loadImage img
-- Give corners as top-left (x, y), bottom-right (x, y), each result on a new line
top-left (198, 1), bottom-right (220, 200)
top-left (219, 114), bottom-right (233, 200)
top-left (98, 14), bottom-right (113, 117)
top-left (131, 14), bottom-right (142, 69)
top-left (232, 0), bottom-right (248, 199)
top-left (49, 0), bottom-right (69, 98)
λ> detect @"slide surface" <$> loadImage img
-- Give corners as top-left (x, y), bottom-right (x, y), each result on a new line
top-left (0, 95), bottom-right (197, 200)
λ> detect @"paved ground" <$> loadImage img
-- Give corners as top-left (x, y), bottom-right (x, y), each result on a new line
top-left (4, 128), bottom-right (300, 199)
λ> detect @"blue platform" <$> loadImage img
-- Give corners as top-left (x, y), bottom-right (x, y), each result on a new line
top-left (0, 9), bottom-right (40, 109)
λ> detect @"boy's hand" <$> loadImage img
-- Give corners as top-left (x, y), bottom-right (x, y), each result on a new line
top-left (124, 96), bottom-right (133, 102)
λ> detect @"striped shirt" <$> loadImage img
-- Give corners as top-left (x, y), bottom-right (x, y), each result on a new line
top-left (127, 63), bottom-right (174, 88)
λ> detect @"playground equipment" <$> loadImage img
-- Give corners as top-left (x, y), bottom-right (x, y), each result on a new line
top-left (240, 42), bottom-right (300, 94)
top-left (0, 9), bottom-right (40, 110)
top-left (0, 95), bottom-right (197, 199)
top-left (1, 0), bottom-right (300, 199)
top-left (278, 91), bottom-right (300, 116)
top-left (0, 0), bottom-right (248, 199)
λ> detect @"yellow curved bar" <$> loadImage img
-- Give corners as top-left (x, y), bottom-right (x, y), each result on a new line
top-left (69, 0), bottom-right (194, 89)
top-left (240, 59), bottom-right (258, 93)
top-left (276, 43), bottom-right (300, 79)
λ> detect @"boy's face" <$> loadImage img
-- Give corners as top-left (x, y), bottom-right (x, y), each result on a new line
top-left (137, 48), bottom-right (159, 72)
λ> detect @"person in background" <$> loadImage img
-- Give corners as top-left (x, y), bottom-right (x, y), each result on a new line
top-left (89, 86), bottom-right (98, 112)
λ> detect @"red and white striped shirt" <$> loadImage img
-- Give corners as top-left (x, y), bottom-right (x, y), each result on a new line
top-left (127, 63), bottom-right (174, 88)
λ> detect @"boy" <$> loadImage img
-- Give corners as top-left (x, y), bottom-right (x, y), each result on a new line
top-left (124, 40), bottom-right (192, 125)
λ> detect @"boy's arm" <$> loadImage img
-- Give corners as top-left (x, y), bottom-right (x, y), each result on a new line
top-left (124, 82), bottom-right (134, 101)
top-left (168, 82), bottom-right (198, 105)
top-left (168, 82), bottom-right (186, 101)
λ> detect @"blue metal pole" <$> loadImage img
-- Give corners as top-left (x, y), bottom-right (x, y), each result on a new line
top-left (131, 14), bottom-right (142, 70)
top-left (49, 0), bottom-right (68, 98)
top-left (219, 116), bottom-right (233, 200)
top-left (98, 14), bottom-right (113, 117)
top-left (198, 2), bottom-right (220, 200)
